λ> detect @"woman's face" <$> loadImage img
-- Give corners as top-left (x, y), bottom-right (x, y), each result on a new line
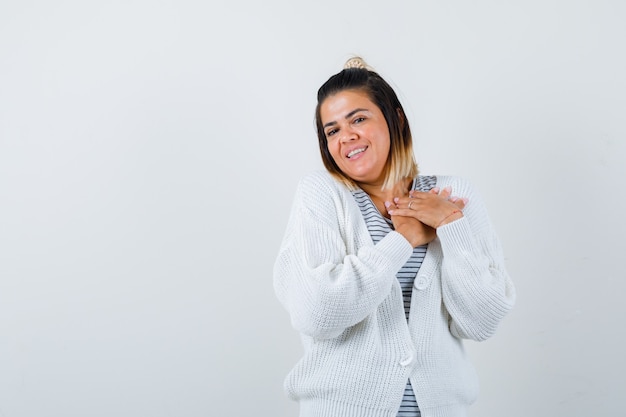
top-left (320, 89), bottom-right (391, 187)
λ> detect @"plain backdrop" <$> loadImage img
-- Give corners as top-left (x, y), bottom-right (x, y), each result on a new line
top-left (1, 1), bottom-right (625, 416)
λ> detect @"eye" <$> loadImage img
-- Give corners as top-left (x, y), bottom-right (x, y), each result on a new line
top-left (353, 116), bottom-right (366, 124)
top-left (326, 128), bottom-right (338, 138)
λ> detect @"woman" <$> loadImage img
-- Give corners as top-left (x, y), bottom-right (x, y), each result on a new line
top-left (273, 57), bottom-right (516, 417)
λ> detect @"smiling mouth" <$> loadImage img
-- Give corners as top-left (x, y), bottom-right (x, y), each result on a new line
top-left (347, 147), bottom-right (367, 158)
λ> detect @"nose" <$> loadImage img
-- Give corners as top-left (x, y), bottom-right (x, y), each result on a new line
top-left (340, 126), bottom-right (358, 143)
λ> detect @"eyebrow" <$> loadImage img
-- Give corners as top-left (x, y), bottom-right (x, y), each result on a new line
top-left (323, 108), bottom-right (369, 129)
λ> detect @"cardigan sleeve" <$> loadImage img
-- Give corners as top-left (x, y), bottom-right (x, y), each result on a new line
top-left (435, 176), bottom-right (516, 341)
top-left (273, 173), bottom-right (414, 340)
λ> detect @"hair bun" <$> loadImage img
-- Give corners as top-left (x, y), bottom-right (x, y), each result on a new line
top-left (343, 57), bottom-right (369, 70)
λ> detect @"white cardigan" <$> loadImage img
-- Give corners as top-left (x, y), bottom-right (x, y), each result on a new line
top-left (273, 171), bottom-right (516, 417)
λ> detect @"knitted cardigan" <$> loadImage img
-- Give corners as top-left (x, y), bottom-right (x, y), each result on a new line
top-left (273, 171), bottom-right (516, 417)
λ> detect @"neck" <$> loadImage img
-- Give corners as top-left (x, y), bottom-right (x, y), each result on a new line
top-left (358, 178), bottom-right (413, 217)
top-left (359, 178), bottom-right (412, 200)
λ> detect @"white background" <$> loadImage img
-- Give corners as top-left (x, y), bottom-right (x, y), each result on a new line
top-left (1, 1), bottom-right (624, 416)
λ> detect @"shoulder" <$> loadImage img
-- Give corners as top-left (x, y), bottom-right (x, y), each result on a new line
top-left (292, 170), bottom-right (353, 216)
top-left (295, 170), bottom-right (343, 201)
top-left (298, 170), bottom-right (339, 191)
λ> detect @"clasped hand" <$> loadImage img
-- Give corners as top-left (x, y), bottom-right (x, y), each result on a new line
top-left (384, 187), bottom-right (467, 248)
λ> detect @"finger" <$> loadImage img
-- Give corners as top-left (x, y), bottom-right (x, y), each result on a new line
top-left (400, 197), bottom-right (421, 210)
top-left (387, 208), bottom-right (420, 217)
top-left (452, 199), bottom-right (466, 210)
top-left (384, 200), bottom-right (398, 213)
top-left (428, 187), bottom-right (440, 195)
top-left (409, 190), bottom-right (428, 199)
top-left (439, 186), bottom-right (452, 199)
top-left (388, 195), bottom-right (409, 205)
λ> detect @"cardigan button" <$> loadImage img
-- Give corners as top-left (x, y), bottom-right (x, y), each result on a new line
top-left (415, 275), bottom-right (429, 290)
top-left (399, 354), bottom-right (414, 367)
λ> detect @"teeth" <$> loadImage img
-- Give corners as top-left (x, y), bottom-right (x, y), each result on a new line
top-left (347, 147), bottom-right (366, 158)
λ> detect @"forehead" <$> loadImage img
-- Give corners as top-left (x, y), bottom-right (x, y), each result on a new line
top-left (320, 89), bottom-right (378, 121)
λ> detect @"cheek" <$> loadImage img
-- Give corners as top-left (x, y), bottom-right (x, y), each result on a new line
top-left (327, 141), bottom-right (341, 162)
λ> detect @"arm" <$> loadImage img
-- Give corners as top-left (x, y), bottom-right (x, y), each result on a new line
top-left (435, 176), bottom-right (516, 341)
top-left (273, 173), bottom-right (413, 340)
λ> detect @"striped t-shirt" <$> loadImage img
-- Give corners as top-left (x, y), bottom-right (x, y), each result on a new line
top-left (351, 175), bottom-right (437, 417)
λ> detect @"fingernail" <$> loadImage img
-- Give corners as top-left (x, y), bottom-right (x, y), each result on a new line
top-left (387, 210), bottom-right (394, 215)
top-left (393, 197), bottom-right (399, 203)
top-left (384, 201), bottom-right (391, 208)
top-left (462, 198), bottom-right (469, 204)
top-left (444, 186), bottom-right (452, 192)
top-left (432, 187), bottom-right (440, 193)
